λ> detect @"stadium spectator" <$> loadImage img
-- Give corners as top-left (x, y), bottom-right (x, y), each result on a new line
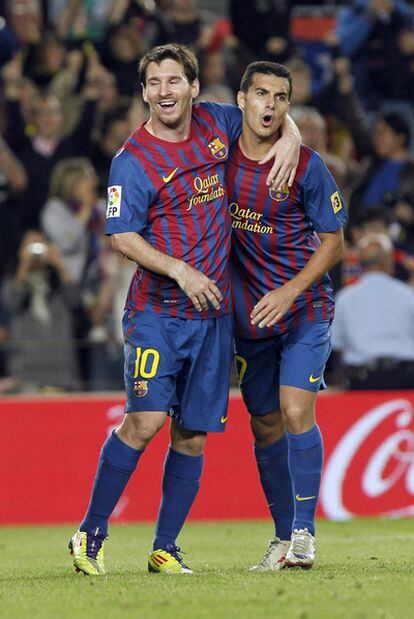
top-left (341, 206), bottom-right (414, 288)
top-left (2, 229), bottom-right (81, 392)
top-left (346, 111), bottom-right (414, 221)
top-left (41, 157), bottom-right (107, 388)
top-left (90, 108), bottom-right (132, 197)
top-left (0, 134), bottom-right (27, 279)
top-left (100, 22), bottom-right (145, 97)
top-left (0, 0), bottom-right (43, 66)
top-left (161, 0), bottom-right (220, 53)
top-left (332, 232), bottom-right (414, 389)
top-left (290, 105), bottom-right (355, 192)
top-left (53, 0), bottom-right (120, 43)
top-left (198, 50), bottom-right (235, 103)
top-left (22, 30), bottom-right (67, 88)
top-left (337, 0), bottom-right (414, 108)
top-left (3, 65), bottom-right (98, 229)
top-left (230, 0), bottom-right (293, 63)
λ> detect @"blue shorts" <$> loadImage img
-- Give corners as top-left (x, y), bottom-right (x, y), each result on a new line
top-left (123, 310), bottom-right (233, 432)
top-left (235, 319), bottom-right (332, 416)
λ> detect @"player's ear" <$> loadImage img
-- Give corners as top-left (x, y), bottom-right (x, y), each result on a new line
top-left (191, 78), bottom-right (200, 100)
top-left (141, 83), bottom-right (148, 103)
top-left (237, 91), bottom-right (245, 111)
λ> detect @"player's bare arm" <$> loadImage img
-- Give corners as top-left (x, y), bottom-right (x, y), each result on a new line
top-left (251, 229), bottom-right (344, 328)
top-left (260, 114), bottom-right (301, 189)
top-left (111, 231), bottom-right (222, 312)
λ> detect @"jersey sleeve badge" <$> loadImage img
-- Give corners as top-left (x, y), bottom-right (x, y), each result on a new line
top-left (107, 185), bottom-right (122, 218)
top-left (330, 191), bottom-right (343, 214)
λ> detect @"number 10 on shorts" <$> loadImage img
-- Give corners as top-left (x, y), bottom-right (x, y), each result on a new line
top-left (134, 347), bottom-right (160, 379)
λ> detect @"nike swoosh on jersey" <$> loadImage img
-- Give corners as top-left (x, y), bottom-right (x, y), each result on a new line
top-left (162, 167), bottom-right (179, 183)
top-left (296, 494), bottom-right (316, 501)
top-left (309, 374), bottom-right (321, 383)
top-left (220, 416), bottom-right (227, 423)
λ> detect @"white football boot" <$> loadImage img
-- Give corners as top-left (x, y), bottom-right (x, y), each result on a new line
top-left (285, 528), bottom-right (315, 568)
top-left (249, 537), bottom-right (291, 572)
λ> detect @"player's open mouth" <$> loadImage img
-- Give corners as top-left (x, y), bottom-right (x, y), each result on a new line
top-left (262, 114), bottom-right (273, 127)
top-left (158, 101), bottom-right (177, 111)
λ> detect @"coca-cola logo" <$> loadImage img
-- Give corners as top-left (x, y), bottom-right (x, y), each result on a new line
top-left (321, 399), bottom-right (414, 519)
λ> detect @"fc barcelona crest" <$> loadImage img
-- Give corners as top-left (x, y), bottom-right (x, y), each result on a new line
top-left (269, 184), bottom-right (290, 202)
top-left (208, 137), bottom-right (228, 160)
top-left (134, 380), bottom-right (148, 397)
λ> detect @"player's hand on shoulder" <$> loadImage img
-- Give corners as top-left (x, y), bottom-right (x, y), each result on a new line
top-left (251, 285), bottom-right (298, 328)
top-left (259, 119), bottom-right (301, 189)
top-left (171, 261), bottom-right (223, 312)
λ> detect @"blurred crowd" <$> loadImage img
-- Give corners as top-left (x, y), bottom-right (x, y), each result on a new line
top-left (0, 0), bottom-right (414, 393)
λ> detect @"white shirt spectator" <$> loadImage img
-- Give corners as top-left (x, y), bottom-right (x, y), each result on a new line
top-left (332, 272), bottom-right (414, 366)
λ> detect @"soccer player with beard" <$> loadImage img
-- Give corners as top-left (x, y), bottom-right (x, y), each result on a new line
top-left (69, 45), bottom-right (300, 576)
top-left (227, 62), bottom-right (347, 569)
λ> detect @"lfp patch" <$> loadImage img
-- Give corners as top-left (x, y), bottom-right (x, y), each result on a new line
top-left (107, 185), bottom-right (122, 218)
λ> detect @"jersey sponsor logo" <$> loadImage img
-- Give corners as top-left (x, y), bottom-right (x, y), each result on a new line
top-left (187, 173), bottom-right (226, 210)
top-left (134, 380), bottom-right (148, 397)
top-left (208, 137), bottom-right (228, 160)
top-left (229, 202), bottom-right (274, 234)
top-left (220, 416), bottom-right (228, 424)
top-left (331, 191), bottom-right (343, 214)
top-left (107, 185), bottom-right (122, 218)
top-left (296, 494), bottom-right (316, 502)
top-left (162, 167), bottom-right (179, 183)
top-left (269, 184), bottom-right (290, 201)
top-left (309, 374), bottom-right (321, 383)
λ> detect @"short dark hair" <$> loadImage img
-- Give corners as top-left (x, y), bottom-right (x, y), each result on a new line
top-left (378, 111), bottom-right (411, 147)
top-left (139, 43), bottom-right (199, 86)
top-left (240, 61), bottom-right (292, 99)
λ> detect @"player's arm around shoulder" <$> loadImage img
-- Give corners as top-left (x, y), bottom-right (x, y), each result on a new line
top-left (259, 113), bottom-right (302, 189)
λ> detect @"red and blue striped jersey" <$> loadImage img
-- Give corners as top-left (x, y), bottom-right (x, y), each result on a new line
top-left (105, 101), bottom-right (241, 319)
top-left (227, 143), bottom-right (347, 339)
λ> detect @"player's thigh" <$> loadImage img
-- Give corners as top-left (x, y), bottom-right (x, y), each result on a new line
top-left (235, 334), bottom-right (282, 415)
top-left (122, 310), bottom-right (182, 414)
top-left (279, 319), bottom-right (332, 393)
top-left (175, 314), bottom-right (233, 433)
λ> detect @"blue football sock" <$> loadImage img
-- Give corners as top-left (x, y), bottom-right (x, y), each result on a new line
top-left (153, 447), bottom-right (203, 550)
top-left (80, 430), bottom-right (142, 537)
top-left (254, 434), bottom-right (294, 540)
top-left (287, 425), bottom-right (324, 536)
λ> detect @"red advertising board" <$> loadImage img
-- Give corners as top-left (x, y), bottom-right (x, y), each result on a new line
top-left (1, 392), bottom-right (413, 525)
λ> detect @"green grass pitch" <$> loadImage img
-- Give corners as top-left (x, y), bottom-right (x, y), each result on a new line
top-left (0, 519), bottom-right (413, 619)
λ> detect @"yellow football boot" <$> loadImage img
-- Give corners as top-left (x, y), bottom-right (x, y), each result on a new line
top-left (68, 530), bottom-right (106, 575)
top-left (148, 544), bottom-right (193, 574)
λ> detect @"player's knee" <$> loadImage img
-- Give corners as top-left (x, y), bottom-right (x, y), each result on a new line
top-left (171, 431), bottom-right (207, 456)
top-left (282, 404), bottom-right (315, 434)
top-left (117, 412), bottom-right (165, 448)
top-left (250, 412), bottom-right (284, 447)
